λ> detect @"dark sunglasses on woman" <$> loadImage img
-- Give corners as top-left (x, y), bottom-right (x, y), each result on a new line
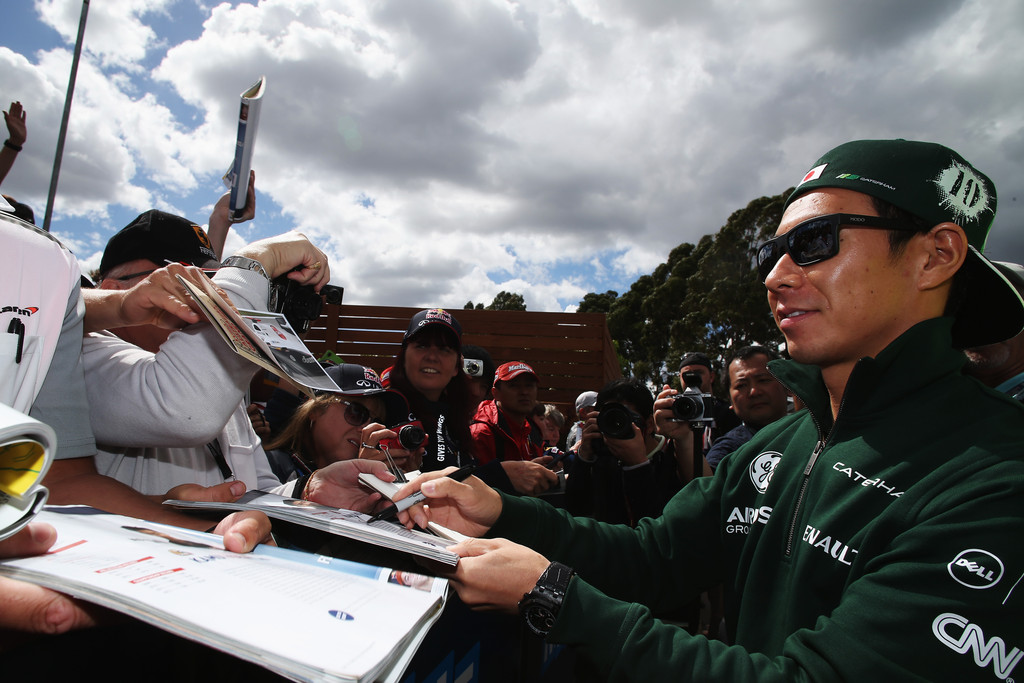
top-left (334, 399), bottom-right (371, 427)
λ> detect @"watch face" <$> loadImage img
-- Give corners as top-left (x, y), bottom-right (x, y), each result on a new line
top-left (524, 601), bottom-right (557, 636)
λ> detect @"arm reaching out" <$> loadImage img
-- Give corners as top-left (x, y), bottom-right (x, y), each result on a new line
top-left (207, 170), bottom-right (256, 258)
top-left (82, 263), bottom-right (219, 334)
top-left (447, 537), bottom-right (550, 611)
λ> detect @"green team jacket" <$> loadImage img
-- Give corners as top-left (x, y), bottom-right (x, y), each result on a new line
top-left (489, 318), bottom-right (1024, 681)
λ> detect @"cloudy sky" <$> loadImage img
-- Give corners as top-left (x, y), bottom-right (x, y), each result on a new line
top-left (2, 0), bottom-right (1022, 311)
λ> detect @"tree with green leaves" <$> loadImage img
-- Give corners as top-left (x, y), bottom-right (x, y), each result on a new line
top-left (486, 291), bottom-right (527, 311)
top-left (579, 190), bottom-right (791, 390)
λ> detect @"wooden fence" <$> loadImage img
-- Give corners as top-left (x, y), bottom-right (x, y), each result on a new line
top-left (300, 304), bottom-right (622, 417)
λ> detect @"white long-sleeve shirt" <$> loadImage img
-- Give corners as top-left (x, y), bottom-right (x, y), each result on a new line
top-left (85, 267), bottom-right (279, 494)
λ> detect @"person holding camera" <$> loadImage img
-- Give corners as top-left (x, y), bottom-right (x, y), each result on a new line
top-left (386, 308), bottom-right (477, 474)
top-left (461, 343), bottom-right (497, 409)
top-left (72, 206), bottom-right (331, 498)
top-left (677, 351), bottom-right (741, 456)
top-left (564, 378), bottom-right (683, 527)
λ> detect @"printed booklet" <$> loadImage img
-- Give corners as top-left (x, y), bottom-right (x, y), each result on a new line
top-left (0, 507), bottom-right (447, 683)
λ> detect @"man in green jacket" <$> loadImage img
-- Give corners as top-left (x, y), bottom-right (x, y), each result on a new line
top-left (395, 140), bottom-right (1024, 681)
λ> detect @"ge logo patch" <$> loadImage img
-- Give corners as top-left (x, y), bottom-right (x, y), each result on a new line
top-left (328, 610), bottom-right (355, 621)
top-left (948, 549), bottom-right (1004, 590)
top-left (749, 451), bottom-right (782, 494)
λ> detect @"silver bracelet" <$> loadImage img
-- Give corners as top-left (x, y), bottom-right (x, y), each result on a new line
top-left (222, 255), bottom-right (269, 280)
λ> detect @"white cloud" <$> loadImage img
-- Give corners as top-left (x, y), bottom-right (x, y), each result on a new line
top-left (3, 0), bottom-right (1023, 313)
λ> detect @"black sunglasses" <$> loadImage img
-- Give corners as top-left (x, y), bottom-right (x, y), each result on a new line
top-left (333, 399), bottom-right (372, 427)
top-left (756, 213), bottom-right (920, 282)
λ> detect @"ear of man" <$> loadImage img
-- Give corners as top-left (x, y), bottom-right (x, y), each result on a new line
top-left (916, 222), bottom-right (968, 294)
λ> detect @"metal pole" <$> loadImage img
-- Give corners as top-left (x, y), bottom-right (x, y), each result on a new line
top-left (43, 0), bottom-right (90, 232)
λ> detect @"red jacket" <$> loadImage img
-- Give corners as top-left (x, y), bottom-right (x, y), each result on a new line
top-left (470, 400), bottom-right (543, 464)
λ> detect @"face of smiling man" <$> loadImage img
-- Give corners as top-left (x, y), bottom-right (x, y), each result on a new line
top-left (764, 188), bottom-right (950, 410)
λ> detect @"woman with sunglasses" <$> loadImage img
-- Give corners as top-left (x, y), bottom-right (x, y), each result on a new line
top-left (385, 309), bottom-right (476, 472)
top-left (265, 364), bottom-right (416, 481)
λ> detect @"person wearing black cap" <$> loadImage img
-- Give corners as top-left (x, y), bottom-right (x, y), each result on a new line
top-left (385, 309), bottom-right (476, 472)
top-left (265, 364), bottom-right (414, 483)
top-left (394, 140), bottom-right (1024, 681)
top-left (1, 211), bottom-right (274, 637)
top-left (68, 208), bottom-right (331, 498)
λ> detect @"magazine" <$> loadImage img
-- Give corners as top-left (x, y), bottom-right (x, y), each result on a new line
top-left (0, 402), bottom-right (55, 541)
top-left (223, 76), bottom-right (266, 221)
top-left (176, 273), bottom-right (339, 397)
top-left (165, 490), bottom-right (460, 567)
top-left (0, 507), bottom-right (446, 683)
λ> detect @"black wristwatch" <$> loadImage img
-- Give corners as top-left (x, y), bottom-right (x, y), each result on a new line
top-left (519, 561), bottom-right (575, 637)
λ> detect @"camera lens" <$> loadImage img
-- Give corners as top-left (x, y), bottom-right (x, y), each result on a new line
top-left (597, 403), bottom-right (637, 440)
top-left (671, 394), bottom-right (705, 421)
top-left (322, 285), bottom-right (343, 305)
top-left (398, 424), bottom-right (427, 449)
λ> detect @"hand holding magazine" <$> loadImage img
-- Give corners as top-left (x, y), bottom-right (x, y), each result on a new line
top-left (223, 76), bottom-right (266, 222)
top-left (176, 273), bottom-right (339, 397)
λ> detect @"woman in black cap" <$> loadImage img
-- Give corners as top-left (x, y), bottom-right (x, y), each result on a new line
top-left (265, 364), bottom-right (413, 481)
top-left (386, 309), bottom-right (475, 471)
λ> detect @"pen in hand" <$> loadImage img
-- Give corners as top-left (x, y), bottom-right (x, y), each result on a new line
top-left (368, 465), bottom-right (476, 523)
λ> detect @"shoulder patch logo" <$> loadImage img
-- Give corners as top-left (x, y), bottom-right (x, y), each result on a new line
top-left (749, 451), bottom-right (782, 494)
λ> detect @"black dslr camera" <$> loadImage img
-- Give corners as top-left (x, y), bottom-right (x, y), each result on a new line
top-left (671, 370), bottom-right (716, 427)
top-left (267, 276), bottom-right (344, 334)
top-left (596, 402), bottom-right (644, 440)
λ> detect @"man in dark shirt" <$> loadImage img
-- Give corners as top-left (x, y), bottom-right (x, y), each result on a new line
top-left (705, 346), bottom-right (790, 470)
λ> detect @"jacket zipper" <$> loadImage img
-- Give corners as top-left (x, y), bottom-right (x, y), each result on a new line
top-left (784, 439), bottom-right (823, 557)
top-left (768, 364), bottom-right (849, 557)
top-left (783, 387), bottom-right (851, 557)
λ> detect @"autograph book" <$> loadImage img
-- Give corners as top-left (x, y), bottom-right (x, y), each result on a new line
top-left (0, 507), bottom-right (446, 683)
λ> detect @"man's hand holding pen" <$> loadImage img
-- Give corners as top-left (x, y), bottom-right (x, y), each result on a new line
top-left (369, 465), bottom-right (477, 522)
top-left (387, 466), bottom-right (502, 539)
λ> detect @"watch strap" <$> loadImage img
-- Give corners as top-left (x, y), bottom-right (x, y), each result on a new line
top-left (222, 255), bottom-right (269, 280)
top-left (519, 561), bottom-right (575, 637)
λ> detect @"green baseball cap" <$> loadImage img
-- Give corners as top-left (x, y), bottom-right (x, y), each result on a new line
top-left (786, 139), bottom-right (1024, 348)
